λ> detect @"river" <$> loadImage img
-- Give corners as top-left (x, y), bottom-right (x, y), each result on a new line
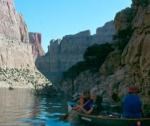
top-left (0, 88), bottom-right (70, 126)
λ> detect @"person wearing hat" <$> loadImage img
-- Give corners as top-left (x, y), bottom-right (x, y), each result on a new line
top-left (122, 86), bottom-right (143, 118)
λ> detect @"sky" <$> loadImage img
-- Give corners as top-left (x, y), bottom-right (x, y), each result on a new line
top-left (14, 0), bottom-right (132, 52)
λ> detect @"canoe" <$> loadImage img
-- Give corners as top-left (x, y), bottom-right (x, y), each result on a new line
top-left (75, 111), bottom-right (150, 126)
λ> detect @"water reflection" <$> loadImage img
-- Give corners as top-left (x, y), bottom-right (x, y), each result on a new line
top-left (0, 88), bottom-right (70, 126)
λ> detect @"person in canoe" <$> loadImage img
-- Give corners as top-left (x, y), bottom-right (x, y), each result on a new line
top-left (73, 90), bottom-right (103, 115)
top-left (91, 94), bottom-right (103, 115)
top-left (122, 86), bottom-right (143, 118)
top-left (73, 90), bottom-right (94, 114)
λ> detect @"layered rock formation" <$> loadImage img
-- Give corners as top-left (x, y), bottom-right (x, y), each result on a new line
top-left (0, 0), bottom-right (50, 89)
top-left (49, 21), bottom-right (115, 73)
top-left (37, 21), bottom-right (115, 83)
top-left (49, 30), bottom-right (91, 73)
top-left (29, 32), bottom-right (45, 60)
top-left (0, 0), bottom-right (28, 42)
top-left (0, 0), bottom-right (32, 69)
top-left (122, 0), bottom-right (150, 97)
top-left (92, 21), bottom-right (116, 44)
top-left (28, 32), bottom-right (51, 86)
top-left (0, 39), bottom-right (34, 69)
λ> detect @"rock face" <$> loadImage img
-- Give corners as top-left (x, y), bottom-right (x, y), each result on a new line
top-left (0, 39), bottom-right (34, 69)
top-left (0, 0), bottom-right (32, 69)
top-left (92, 21), bottom-right (116, 44)
top-left (0, 0), bottom-right (29, 42)
top-left (0, 0), bottom-right (50, 89)
top-left (61, 0), bottom-right (150, 112)
top-left (122, 0), bottom-right (150, 96)
top-left (29, 32), bottom-right (45, 60)
top-left (28, 32), bottom-right (50, 85)
top-left (49, 21), bottom-right (115, 73)
top-left (35, 53), bottom-right (51, 81)
top-left (44, 21), bottom-right (115, 81)
top-left (49, 30), bottom-right (91, 73)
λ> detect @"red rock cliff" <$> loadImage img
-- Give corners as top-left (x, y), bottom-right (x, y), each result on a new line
top-left (29, 32), bottom-right (45, 60)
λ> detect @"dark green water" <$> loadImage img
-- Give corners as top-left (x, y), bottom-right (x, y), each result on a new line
top-left (0, 88), bottom-right (70, 126)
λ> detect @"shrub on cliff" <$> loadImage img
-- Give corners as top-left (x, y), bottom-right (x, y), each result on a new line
top-left (84, 43), bottom-right (114, 70)
top-left (63, 61), bottom-right (87, 79)
top-left (63, 43), bottom-right (114, 79)
top-left (113, 26), bottom-right (134, 51)
top-left (115, 7), bottom-right (136, 24)
top-left (113, 7), bottom-right (135, 52)
top-left (139, 0), bottom-right (149, 7)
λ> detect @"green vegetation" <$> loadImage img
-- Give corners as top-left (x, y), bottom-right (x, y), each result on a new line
top-left (113, 26), bottom-right (134, 51)
top-left (63, 43), bottom-right (114, 79)
top-left (139, 0), bottom-right (149, 7)
top-left (63, 5), bottom-right (139, 80)
top-left (84, 43), bottom-right (114, 69)
top-left (63, 61), bottom-right (87, 79)
top-left (114, 7), bottom-right (135, 52)
top-left (132, 0), bottom-right (149, 7)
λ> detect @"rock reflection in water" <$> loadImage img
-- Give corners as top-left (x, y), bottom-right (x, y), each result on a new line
top-left (0, 88), bottom-right (35, 126)
top-left (0, 88), bottom-right (71, 126)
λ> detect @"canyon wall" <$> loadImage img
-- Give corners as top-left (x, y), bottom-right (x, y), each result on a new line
top-left (49, 21), bottom-right (115, 73)
top-left (37, 21), bottom-right (115, 83)
top-left (0, 0), bottom-right (32, 69)
top-left (0, 0), bottom-right (28, 42)
top-left (61, 0), bottom-right (150, 112)
top-left (121, 0), bottom-right (150, 96)
top-left (0, 0), bottom-right (50, 89)
top-left (29, 32), bottom-right (45, 60)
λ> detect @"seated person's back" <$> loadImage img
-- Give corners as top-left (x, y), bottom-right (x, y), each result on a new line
top-left (122, 87), bottom-right (142, 118)
top-left (92, 95), bottom-right (103, 115)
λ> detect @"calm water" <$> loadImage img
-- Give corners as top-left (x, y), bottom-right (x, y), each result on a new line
top-left (0, 88), bottom-right (70, 126)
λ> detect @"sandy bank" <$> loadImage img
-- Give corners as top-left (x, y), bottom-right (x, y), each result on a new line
top-left (0, 81), bottom-right (34, 89)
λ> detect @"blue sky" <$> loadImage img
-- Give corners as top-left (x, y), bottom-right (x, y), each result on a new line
top-left (14, 0), bottom-right (132, 52)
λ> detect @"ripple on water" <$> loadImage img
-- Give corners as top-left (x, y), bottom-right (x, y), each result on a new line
top-left (0, 88), bottom-right (71, 126)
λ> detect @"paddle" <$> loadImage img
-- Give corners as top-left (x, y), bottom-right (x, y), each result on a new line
top-left (60, 99), bottom-right (92, 121)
